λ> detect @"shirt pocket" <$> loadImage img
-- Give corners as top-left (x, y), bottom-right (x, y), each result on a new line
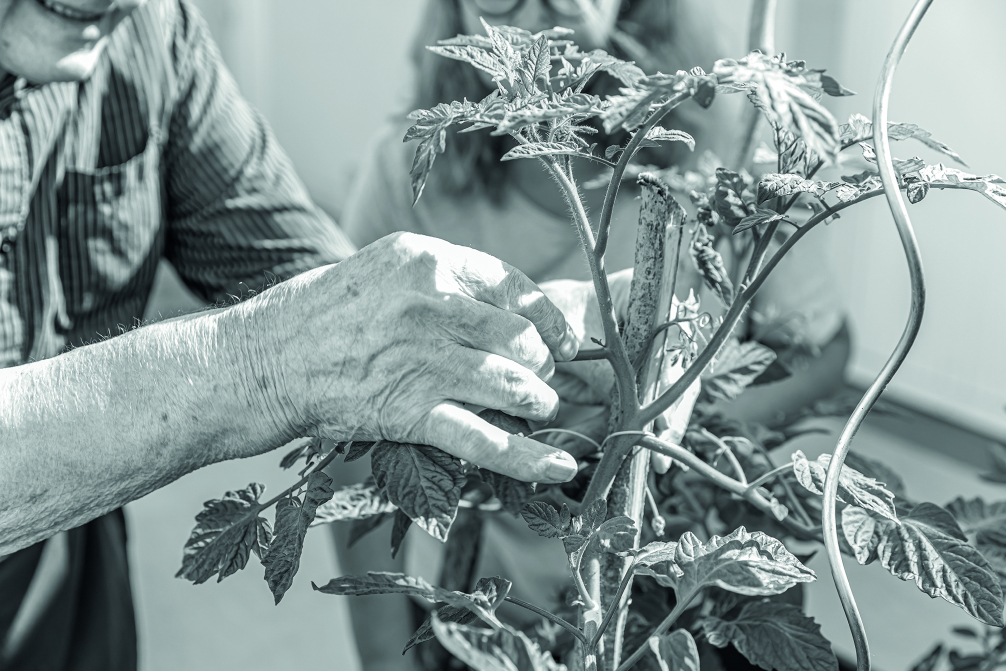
top-left (59, 126), bottom-right (163, 314)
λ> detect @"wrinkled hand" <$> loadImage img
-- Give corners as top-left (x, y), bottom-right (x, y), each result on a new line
top-left (539, 269), bottom-right (700, 471)
top-left (231, 232), bottom-right (580, 484)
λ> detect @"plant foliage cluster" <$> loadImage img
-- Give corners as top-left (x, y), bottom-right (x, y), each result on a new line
top-left (176, 9), bottom-right (1006, 671)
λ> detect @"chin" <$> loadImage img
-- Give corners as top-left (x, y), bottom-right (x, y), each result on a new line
top-left (15, 43), bottom-right (106, 83)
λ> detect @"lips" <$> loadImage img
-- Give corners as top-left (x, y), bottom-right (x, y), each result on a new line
top-left (33, 0), bottom-right (109, 22)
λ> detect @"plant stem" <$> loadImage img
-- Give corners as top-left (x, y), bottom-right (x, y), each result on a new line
top-left (733, 0), bottom-right (778, 171)
top-left (574, 348), bottom-right (612, 361)
top-left (260, 439), bottom-right (345, 511)
top-left (744, 462), bottom-right (793, 491)
top-left (591, 564), bottom-right (637, 648)
top-left (698, 427), bottom-right (748, 485)
top-left (613, 590), bottom-right (699, 671)
top-left (637, 190), bottom-right (884, 428)
top-left (573, 557), bottom-right (600, 612)
top-left (504, 596), bottom-right (588, 645)
top-left (823, 4), bottom-right (932, 671)
top-left (596, 92), bottom-right (691, 260)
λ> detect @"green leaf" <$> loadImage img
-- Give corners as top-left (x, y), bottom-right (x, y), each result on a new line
top-left (701, 339), bottom-right (777, 402)
top-left (427, 44), bottom-right (506, 80)
top-left (648, 629), bottom-right (700, 671)
top-left (343, 440), bottom-right (376, 463)
top-left (820, 74), bottom-right (855, 97)
top-left (907, 180), bottom-right (930, 204)
top-left (431, 615), bottom-right (562, 671)
top-left (839, 113), bottom-right (966, 165)
top-left (314, 571), bottom-right (508, 629)
top-left (262, 471), bottom-right (335, 603)
top-left (371, 441), bottom-right (466, 541)
top-left (601, 70), bottom-right (709, 133)
top-left (791, 450), bottom-right (898, 522)
top-left (733, 207), bottom-right (788, 235)
top-left (347, 512), bottom-right (390, 548)
top-left (176, 483), bottom-right (272, 585)
top-left (405, 100), bottom-right (479, 205)
top-left (842, 451), bottom-right (907, 498)
top-left (521, 501), bottom-right (570, 539)
top-left (311, 479), bottom-right (396, 526)
top-left (701, 600), bottom-right (837, 671)
top-left (690, 225), bottom-right (734, 308)
top-left (946, 497), bottom-right (1006, 587)
top-left (595, 516), bottom-right (638, 554)
top-left (635, 527), bottom-right (816, 599)
top-left (842, 503), bottom-right (1005, 625)
top-left (501, 141), bottom-right (590, 162)
top-left (404, 576), bottom-right (513, 653)
top-left (390, 508), bottom-right (411, 559)
top-left (756, 173), bottom-right (843, 204)
top-left (909, 645), bottom-right (944, 671)
top-left (475, 410), bottom-right (536, 516)
top-left (580, 498), bottom-right (607, 535)
top-left (522, 34), bottom-right (551, 93)
top-left (583, 48), bottom-right (646, 87)
top-left (714, 53), bottom-right (840, 165)
top-left (645, 127), bottom-right (695, 151)
top-left (919, 164), bottom-right (1006, 212)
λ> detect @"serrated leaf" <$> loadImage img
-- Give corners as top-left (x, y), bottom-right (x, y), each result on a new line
top-left (580, 499), bottom-right (607, 535)
top-left (314, 571), bottom-right (507, 629)
top-left (501, 141), bottom-right (587, 162)
top-left (919, 164), bottom-right (1006, 212)
top-left (584, 49), bottom-right (646, 86)
top-left (702, 601), bottom-right (837, 671)
top-left (371, 441), bottom-right (466, 541)
top-left (521, 501), bottom-right (568, 538)
top-left (494, 92), bottom-right (602, 134)
top-left (907, 180), bottom-right (930, 204)
top-left (645, 127), bottom-right (696, 152)
top-left (262, 471), bottom-right (335, 603)
top-left (347, 512), bottom-right (390, 548)
top-left (404, 576), bottom-right (513, 653)
top-left (601, 70), bottom-right (704, 133)
top-left (839, 114), bottom-right (966, 165)
top-left (428, 44), bottom-right (505, 80)
top-left (344, 440), bottom-right (376, 463)
top-left (841, 503), bottom-right (1005, 625)
top-left (733, 207), bottom-right (788, 235)
top-left (523, 34), bottom-right (551, 92)
top-left (405, 100), bottom-right (478, 205)
top-left (391, 508), bottom-right (411, 559)
top-left (636, 527), bottom-right (815, 599)
top-left (791, 450), bottom-right (898, 522)
top-left (176, 483), bottom-right (272, 585)
top-left (431, 615), bottom-right (562, 671)
top-left (311, 480), bottom-right (396, 526)
top-left (475, 410), bottom-right (535, 515)
top-left (595, 516), bottom-right (637, 553)
top-left (701, 339), bottom-right (777, 402)
top-left (843, 451), bottom-right (907, 498)
top-left (946, 497), bottom-right (1006, 544)
top-left (648, 629), bottom-right (699, 671)
top-left (757, 173), bottom-right (843, 204)
top-left (859, 142), bottom-right (926, 175)
top-left (714, 53), bottom-right (840, 164)
top-left (690, 225), bottom-right (734, 308)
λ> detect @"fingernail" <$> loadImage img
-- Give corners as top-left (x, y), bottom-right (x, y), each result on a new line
top-left (558, 324), bottom-right (578, 361)
top-left (544, 452), bottom-right (578, 482)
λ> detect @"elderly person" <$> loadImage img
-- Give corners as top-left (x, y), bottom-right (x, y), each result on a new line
top-left (0, 0), bottom-right (596, 668)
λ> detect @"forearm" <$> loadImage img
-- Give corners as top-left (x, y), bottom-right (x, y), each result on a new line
top-left (0, 308), bottom-right (287, 555)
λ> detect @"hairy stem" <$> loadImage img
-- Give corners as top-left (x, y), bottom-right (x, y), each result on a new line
top-left (504, 596), bottom-right (588, 645)
top-left (823, 3), bottom-right (932, 670)
top-left (638, 191), bottom-right (884, 427)
top-left (596, 92), bottom-right (691, 260)
top-left (613, 590), bottom-right (700, 671)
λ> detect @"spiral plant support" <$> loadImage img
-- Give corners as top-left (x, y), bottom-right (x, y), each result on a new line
top-left (821, 1), bottom-right (934, 669)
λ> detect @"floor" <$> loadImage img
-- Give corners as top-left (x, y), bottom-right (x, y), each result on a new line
top-left (129, 263), bottom-right (1003, 671)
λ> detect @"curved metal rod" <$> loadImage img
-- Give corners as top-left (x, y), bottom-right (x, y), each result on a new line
top-left (821, 2), bottom-right (932, 670)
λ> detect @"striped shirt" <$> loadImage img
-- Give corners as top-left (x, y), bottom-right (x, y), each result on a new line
top-left (0, 0), bottom-right (354, 667)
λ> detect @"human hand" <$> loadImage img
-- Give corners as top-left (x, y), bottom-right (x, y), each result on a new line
top-left (228, 232), bottom-right (580, 483)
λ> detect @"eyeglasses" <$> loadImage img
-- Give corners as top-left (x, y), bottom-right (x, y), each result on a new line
top-left (468, 0), bottom-right (587, 19)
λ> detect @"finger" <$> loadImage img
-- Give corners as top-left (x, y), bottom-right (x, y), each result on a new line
top-left (442, 347), bottom-right (559, 422)
top-left (461, 255), bottom-right (579, 362)
top-left (417, 402), bottom-right (579, 483)
top-left (439, 299), bottom-right (555, 381)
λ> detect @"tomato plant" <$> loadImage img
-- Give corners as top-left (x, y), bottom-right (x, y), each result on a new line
top-left (176, 1), bottom-right (1006, 669)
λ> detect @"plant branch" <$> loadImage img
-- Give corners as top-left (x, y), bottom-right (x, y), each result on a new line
top-left (698, 427), bottom-right (748, 485)
top-left (260, 440), bottom-right (345, 511)
top-left (505, 596), bottom-right (588, 645)
top-left (591, 564), bottom-right (637, 648)
top-left (596, 92), bottom-right (691, 260)
top-left (823, 4), bottom-right (932, 671)
top-left (613, 590), bottom-right (700, 671)
top-left (637, 190), bottom-right (884, 427)
top-left (744, 462), bottom-right (793, 491)
top-left (572, 559), bottom-right (600, 612)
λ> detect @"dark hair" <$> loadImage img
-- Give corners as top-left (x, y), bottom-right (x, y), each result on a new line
top-left (409, 0), bottom-right (722, 201)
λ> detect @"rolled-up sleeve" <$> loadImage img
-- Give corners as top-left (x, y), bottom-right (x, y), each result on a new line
top-left (161, 0), bottom-right (356, 302)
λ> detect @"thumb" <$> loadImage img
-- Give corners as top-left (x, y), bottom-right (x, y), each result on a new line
top-left (417, 402), bottom-right (579, 484)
